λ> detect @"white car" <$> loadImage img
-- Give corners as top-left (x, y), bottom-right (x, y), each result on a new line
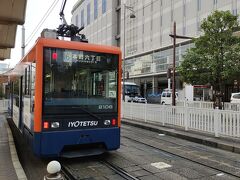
top-left (161, 91), bottom-right (178, 105)
top-left (230, 92), bottom-right (240, 103)
top-left (133, 96), bottom-right (147, 103)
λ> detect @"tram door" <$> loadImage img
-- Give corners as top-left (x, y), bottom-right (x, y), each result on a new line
top-left (19, 76), bottom-right (23, 130)
top-left (11, 77), bottom-right (23, 130)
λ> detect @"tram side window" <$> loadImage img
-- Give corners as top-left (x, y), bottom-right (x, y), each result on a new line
top-left (23, 66), bottom-right (31, 96)
top-left (13, 80), bottom-right (20, 107)
top-left (30, 63), bottom-right (36, 112)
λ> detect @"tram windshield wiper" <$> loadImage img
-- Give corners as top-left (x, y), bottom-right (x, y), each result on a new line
top-left (71, 106), bottom-right (101, 120)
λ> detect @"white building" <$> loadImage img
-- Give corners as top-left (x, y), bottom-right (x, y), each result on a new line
top-left (71, 0), bottom-right (120, 46)
top-left (72, 0), bottom-right (239, 100)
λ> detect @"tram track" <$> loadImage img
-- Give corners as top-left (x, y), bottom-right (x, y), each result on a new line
top-left (60, 158), bottom-right (139, 180)
top-left (101, 160), bottom-right (139, 180)
top-left (122, 126), bottom-right (240, 164)
top-left (61, 164), bottom-right (78, 180)
top-left (58, 125), bottom-right (240, 180)
top-left (121, 126), bottom-right (240, 179)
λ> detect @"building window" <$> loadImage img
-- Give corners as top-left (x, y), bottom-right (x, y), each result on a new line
top-left (183, 0), bottom-right (186, 17)
top-left (197, 20), bottom-right (200, 32)
top-left (232, 9), bottom-right (237, 16)
top-left (75, 14), bottom-right (78, 27)
top-left (197, 0), bottom-right (201, 11)
top-left (94, 0), bottom-right (98, 20)
top-left (81, 9), bottom-right (84, 27)
top-left (87, 3), bottom-right (90, 25)
top-left (102, 0), bottom-right (106, 14)
top-left (160, 15), bottom-right (162, 26)
top-left (171, 0), bottom-right (174, 22)
top-left (117, 10), bottom-right (120, 34)
top-left (183, 26), bottom-right (186, 35)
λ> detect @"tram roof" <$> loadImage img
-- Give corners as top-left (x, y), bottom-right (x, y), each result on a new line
top-left (20, 38), bottom-right (121, 63)
top-left (3, 37), bottom-right (121, 78)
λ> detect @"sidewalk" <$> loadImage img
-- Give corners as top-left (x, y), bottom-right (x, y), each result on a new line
top-left (122, 118), bottom-right (240, 154)
top-left (0, 114), bottom-right (27, 180)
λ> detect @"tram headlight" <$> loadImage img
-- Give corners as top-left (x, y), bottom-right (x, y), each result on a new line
top-left (104, 120), bottom-right (111, 126)
top-left (51, 122), bottom-right (60, 128)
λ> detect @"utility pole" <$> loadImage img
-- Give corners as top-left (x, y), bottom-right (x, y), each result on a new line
top-left (172, 22), bottom-right (176, 106)
top-left (21, 25), bottom-right (25, 58)
top-left (122, 3), bottom-right (136, 101)
top-left (169, 22), bottom-right (193, 106)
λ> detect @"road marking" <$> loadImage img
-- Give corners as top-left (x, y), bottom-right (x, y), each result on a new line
top-left (216, 173), bottom-right (225, 176)
top-left (151, 162), bottom-right (172, 169)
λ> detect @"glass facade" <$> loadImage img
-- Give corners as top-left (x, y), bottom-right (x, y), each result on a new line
top-left (87, 3), bottom-right (90, 25)
top-left (125, 43), bottom-right (194, 77)
top-left (94, 0), bottom-right (98, 20)
top-left (81, 9), bottom-right (84, 27)
top-left (102, 0), bottom-right (106, 14)
top-left (75, 14), bottom-right (78, 27)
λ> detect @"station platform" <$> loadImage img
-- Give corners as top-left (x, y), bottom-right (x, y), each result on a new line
top-left (122, 118), bottom-right (240, 154)
top-left (0, 114), bottom-right (27, 180)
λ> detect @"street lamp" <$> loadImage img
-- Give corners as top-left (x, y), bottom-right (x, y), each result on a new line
top-left (169, 21), bottom-right (193, 106)
top-left (122, 4), bottom-right (136, 101)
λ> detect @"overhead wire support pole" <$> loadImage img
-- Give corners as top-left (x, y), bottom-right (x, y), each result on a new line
top-left (122, 4), bottom-right (136, 101)
top-left (123, 4), bottom-right (126, 101)
top-left (172, 21), bottom-right (176, 106)
top-left (21, 25), bottom-right (25, 58)
top-left (169, 22), bottom-right (193, 106)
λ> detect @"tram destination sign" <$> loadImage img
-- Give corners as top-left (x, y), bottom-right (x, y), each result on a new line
top-left (63, 50), bottom-right (113, 65)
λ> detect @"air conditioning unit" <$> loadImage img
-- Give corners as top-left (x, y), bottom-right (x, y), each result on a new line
top-left (41, 29), bottom-right (57, 39)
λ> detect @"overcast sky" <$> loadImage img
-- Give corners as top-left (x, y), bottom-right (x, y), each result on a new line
top-left (4, 0), bottom-right (77, 67)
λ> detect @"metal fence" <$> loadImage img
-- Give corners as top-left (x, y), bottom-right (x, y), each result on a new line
top-left (122, 102), bottom-right (240, 138)
top-left (0, 99), bottom-right (9, 113)
top-left (177, 100), bottom-right (240, 111)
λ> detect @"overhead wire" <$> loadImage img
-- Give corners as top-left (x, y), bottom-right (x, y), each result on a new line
top-left (25, 0), bottom-right (60, 46)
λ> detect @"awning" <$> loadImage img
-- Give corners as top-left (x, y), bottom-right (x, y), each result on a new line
top-left (0, 48), bottom-right (11, 59)
top-left (0, 24), bottom-right (17, 48)
top-left (0, 0), bottom-right (27, 60)
top-left (0, 0), bottom-right (27, 24)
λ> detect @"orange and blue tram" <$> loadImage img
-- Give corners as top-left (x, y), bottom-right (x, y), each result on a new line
top-left (8, 37), bottom-right (122, 157)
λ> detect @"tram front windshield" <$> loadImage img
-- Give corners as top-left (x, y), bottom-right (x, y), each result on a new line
top-left (43, 48), bottom-right (119, 115)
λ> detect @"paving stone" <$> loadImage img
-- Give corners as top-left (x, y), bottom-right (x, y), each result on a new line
top-left (104, 174), bottom-right (125, 180)
top-left (123, 165), bottom-right (142, 172)
top-left (131, 169), bottom-right (151, 177)
top-left (171, 167), bottom-right (204, 179)
top-left (0, 116), bottom-right (18, 180)
top-left (155, 171), bottom-right (188, 180)
top-left (197, 174), bottom-right (239, 180)
top-left (139, 174), bottom-right (164, 180)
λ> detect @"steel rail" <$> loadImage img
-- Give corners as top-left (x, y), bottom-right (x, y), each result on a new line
top-left (101, 160), bottom-right (139, 180)
top-left (60, 164), bottom-right (77, 180)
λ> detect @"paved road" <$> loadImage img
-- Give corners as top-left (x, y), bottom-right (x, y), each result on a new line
top-left (119, 124), bottom-right (240, 179)
top-left (12, 122), bottom-right (240, 179)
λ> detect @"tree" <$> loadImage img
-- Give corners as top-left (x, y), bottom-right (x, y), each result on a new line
top-left (178, 10), bottom-right (240, 108)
